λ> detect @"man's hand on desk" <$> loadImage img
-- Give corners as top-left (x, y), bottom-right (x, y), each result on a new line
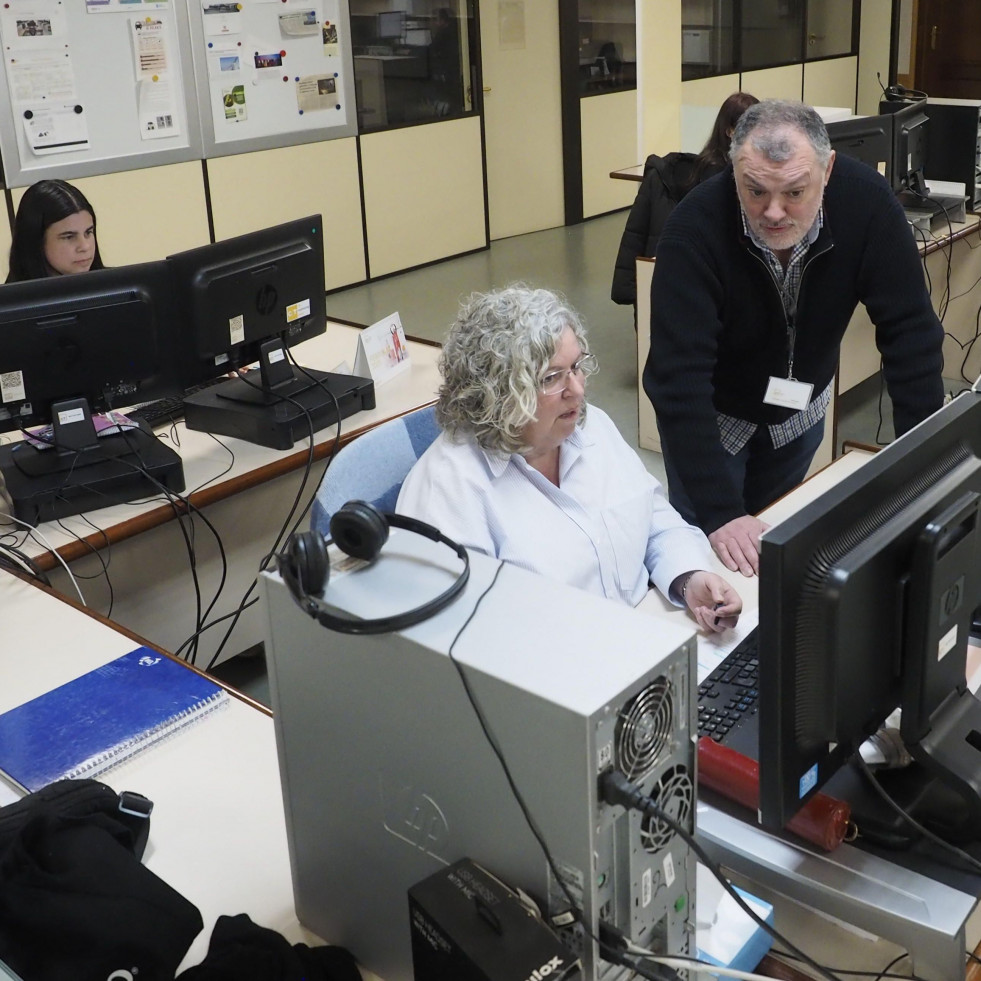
top-left (684, 571), bottom-right (742, 633)
top-left (708, 515), bottom-right (770, 577)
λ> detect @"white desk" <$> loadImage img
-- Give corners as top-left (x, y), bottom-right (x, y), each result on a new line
top-left (1, 322), bottom-right (440, 668)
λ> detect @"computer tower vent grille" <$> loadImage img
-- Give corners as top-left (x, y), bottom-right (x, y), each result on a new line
top-left (614, 676), bottom-right (673, 781)
top-left (639, 764), bottom-right (693, 853)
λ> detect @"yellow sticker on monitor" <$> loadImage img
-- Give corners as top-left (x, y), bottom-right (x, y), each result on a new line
top-left (286, 299), bottom-right (311, 323)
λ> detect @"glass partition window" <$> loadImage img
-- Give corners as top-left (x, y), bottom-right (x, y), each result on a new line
top-left (578, 0), bottom-right (636, 95)
top-left (682, 0), bottom-right (855, 80)
top-left (681, 0), bottom-right (736, 80)
top-left (741, 0), bottom-right (804, 70)
top-left (350, 1), bottom-right (476, 132)
top-left (805, 0), bottom-right (857, 60)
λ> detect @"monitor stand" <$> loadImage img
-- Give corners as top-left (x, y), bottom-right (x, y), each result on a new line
top-left (0, 397), bottom-right (185, 525)
top-left (898, 175), bottom-right (968, 228)
top-left (182, 338), bottom-right (376, 450)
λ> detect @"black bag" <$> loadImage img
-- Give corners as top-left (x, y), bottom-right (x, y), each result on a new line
top-left (0, 778), bottom-right (203, 981)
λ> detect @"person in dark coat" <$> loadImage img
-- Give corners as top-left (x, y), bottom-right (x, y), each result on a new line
top-left (644, 100), bottom-right (944, 576)
top-left (611, 91), bottom-right (759, 308)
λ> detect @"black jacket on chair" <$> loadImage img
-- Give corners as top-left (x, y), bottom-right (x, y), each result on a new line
top-left (611, 152), bottom-right (721, 306)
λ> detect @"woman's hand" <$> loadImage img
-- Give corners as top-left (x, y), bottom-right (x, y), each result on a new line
top-left (683, 571), bottom-right (742, 633)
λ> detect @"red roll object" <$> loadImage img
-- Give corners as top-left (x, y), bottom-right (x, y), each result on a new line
top-left (697, 736), bottom-right (851, 851)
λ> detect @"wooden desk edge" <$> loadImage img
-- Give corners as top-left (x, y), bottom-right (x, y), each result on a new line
top-left (919, 213), bottom-right (981, 257)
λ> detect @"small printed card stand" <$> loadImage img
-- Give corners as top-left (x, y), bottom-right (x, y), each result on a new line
top-left (352, 312), bottom-right (411, 385)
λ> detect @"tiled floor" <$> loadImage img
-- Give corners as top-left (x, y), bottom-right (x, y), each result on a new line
top-left (211, 209), bottom-right (934, 703)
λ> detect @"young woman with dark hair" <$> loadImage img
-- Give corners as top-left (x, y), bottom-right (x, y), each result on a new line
top-left (6, 179), bottom-right (104, 283)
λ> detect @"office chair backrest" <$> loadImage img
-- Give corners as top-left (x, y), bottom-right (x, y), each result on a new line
top-left (309, 403), bottom-right (440, 537)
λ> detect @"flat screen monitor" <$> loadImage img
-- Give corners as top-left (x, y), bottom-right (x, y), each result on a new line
top-left (377, 10), bottom-right (403, 39)
top-left (826, 114), bottom-right (892, 182)
top-left (885, 97), bottom-right (930, 197)
top-left (166, 215), bottom-right (375, 450)
top-left (0, 262), bottom-right (185, 522)
top-left (0, 261), bottom-right (180, 435)
top-left (758, 392), bottom-right (981, 834)
top-left (167, 214), bottom-right (327, 386)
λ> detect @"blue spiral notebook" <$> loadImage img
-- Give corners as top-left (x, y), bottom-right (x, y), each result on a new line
top-left (0, 646), bottom-right (228, 794)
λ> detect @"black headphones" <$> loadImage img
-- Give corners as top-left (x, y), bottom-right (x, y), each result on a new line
top-left (277, 499), bottom-right (470, 635)
top-left (883, 83), bottom-right (927, 102)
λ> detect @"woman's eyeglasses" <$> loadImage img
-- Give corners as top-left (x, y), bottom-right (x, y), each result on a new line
top-left (539, 353), bottom-right (599, 396)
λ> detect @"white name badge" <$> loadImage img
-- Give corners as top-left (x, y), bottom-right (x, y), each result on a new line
top-left (764, 376), bottom-right (814, 411)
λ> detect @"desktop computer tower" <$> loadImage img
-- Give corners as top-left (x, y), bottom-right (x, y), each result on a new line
top-left (923, 98), bottom-right (981, 211)
top-left (260, 535), bottom-right (698, 981)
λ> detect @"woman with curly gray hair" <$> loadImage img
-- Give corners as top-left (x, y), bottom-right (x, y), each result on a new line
top-left (397, 285), bottom-right (741, 632)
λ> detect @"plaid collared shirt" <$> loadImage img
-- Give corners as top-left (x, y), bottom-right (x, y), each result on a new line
top-left (717, 208), bottom-right (829, 454)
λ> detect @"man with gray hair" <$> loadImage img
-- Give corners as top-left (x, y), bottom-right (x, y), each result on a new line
top-left (643, 98), bottom-right (944, 577)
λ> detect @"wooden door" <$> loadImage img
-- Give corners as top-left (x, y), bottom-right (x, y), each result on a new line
top-left (915, 0), bottom-right (981, 99)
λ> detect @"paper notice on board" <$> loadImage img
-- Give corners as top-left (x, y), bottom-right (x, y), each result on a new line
top-left (130, 17), bottom-right (169, 78)
top-left (296, 74), bottom-right (335, 112)
top-left (221, 84), bottom-right (246, 122)
top-left (86, 0), bottom-right (168, 13)
top-left (0, 3), bottom-right (68, 48)
top-left (5, 48), bottom-right (77, 103)
top-left (22, 104), bottom-right (89, 155)
top-left (202, 2), bottom-right (242, 36)
top-left (208, 49), bottom-right (242, 77)
top-left (322, 21), bottom-right (338, 56)
top-left (136, 76), bottom-right (179, 139)
top-left (278, 8), bottom-right (316, 36)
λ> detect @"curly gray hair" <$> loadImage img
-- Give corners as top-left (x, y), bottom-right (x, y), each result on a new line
top-left (437, 285), bottom-right (589, 455)
top-left (730, 99), bottom-right (832, 168)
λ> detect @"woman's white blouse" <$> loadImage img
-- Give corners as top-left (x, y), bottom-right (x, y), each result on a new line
top-left (396, 407), bottom-right (713, 606)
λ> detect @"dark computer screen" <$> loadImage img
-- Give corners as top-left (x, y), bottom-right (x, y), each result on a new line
top-left (0, 261), bottom-right (185, 522)
top-left (167, 214), bottom-right (327, 387)
top-left (758, 392), bottom-right (981, 832)
top-left (0, 261), bottom-right (180, 435)
top-left (885, 97), bottom-right (930, 197)
top-left (826, 114), bottom-right (893, 182)
top-left (166, 215), bottom-right (374, 450)
top-left (377, 10), bottom-right (403, 39)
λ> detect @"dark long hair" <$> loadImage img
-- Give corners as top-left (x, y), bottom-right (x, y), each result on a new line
top-left (690, 91), bottom-right (760, 186)
top-left (6, 179), bottom-right (104, 283)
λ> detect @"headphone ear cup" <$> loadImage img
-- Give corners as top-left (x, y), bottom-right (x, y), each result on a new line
top-left (330, 500), bottom-right (390, 562)
top-left (289, 530), bottom-right (329, 595)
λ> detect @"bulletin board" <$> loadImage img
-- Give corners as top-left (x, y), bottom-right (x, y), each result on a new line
top-left (187, 0), bottom-right (357, 157)
top-left (0, 0), bottom-right (202, 186)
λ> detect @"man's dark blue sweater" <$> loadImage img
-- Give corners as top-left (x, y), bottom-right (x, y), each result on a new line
top-left (643, 153), bottom-right (944, 535)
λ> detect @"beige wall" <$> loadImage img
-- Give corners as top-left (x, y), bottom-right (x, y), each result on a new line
top-left (858, 0), bottom-right (894, 116)
top-left (478, 0), bottom-right (564, 239)
top-left (360, 115), bottom-right (485, 278)
top-left (581, 90), bottom-right (639, 219)
top-left (207, 140), bottom-right (366, 291)
top-left (681, 74), bottom-right (742, 152)
top-left (741, 64), bottom-right (805, 101)
top-left (637, 1), bottom-right (682, 155)
top-left (804, 56), bottom-right (858, 111)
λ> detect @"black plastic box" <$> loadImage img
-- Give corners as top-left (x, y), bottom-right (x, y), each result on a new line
top-left (409, 859), bottom-right (580, 981)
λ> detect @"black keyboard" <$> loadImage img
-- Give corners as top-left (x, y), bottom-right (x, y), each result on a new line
top-left (127, 377), bottom-right (228, 429)
top-left (697, 628), bottom-right (759, 745)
